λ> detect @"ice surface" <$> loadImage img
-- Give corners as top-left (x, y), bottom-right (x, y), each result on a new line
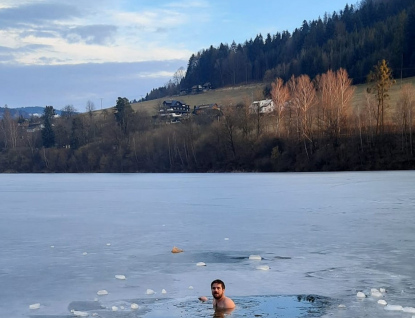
top-left (1, 172), bottom-right (415, 318)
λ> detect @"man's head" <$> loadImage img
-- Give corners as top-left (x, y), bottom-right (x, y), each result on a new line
top-left (211, 279), bottom-right (225, 300)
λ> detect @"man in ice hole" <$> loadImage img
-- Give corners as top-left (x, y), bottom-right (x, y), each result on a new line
top-left (199, 279), bottom-right (235, 311)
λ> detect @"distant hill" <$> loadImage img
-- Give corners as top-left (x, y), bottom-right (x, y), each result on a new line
top-left (0, 106), bottom-right (62, 119)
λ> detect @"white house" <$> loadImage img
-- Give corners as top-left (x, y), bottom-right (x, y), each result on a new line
top-left (250, 99), bottom-right (275, 114)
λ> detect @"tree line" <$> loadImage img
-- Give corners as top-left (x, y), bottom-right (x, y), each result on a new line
top-left (0, 61), bottom-right (414, 172)
top-left (145, 0), bottom-right (415, 101)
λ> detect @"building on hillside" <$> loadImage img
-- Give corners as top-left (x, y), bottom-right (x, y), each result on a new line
top-left (192, 103), bottom-right (220, 115)
top-left (249, 99), bottom-right (275, 114)
top-left (157, 100), bottom-right (191, 123)
top-left (191, 85), bottom-right (203, 94)
top-left (26, 123), bottom-right (44, 133)
top-left (202, 82), bottom-right (212, 91)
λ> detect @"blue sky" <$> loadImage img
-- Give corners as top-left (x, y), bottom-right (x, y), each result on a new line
top-left (0, 0), bottom-right (353, 110)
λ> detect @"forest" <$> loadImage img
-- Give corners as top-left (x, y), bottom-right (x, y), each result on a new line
top-left (146, 0), bottom-right (415, 100)
top-left (0, 0), bottom-right (414, 173)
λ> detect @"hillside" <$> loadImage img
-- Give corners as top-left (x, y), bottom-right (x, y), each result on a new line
top-left (144, 0), bottom-right (415, 103)
top-left (131, 76), bottom-right (415, 116)
top-left (130, 83), bottom-right (265, 114)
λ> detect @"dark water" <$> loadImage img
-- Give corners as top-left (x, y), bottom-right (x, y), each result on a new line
top-left (1, 172), bottom-right (414, 317)
top-left (27, 295), bottom-right (328, 318)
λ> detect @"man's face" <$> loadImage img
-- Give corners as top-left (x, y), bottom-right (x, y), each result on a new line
top-left (211, 283), bottom-right (224, 300)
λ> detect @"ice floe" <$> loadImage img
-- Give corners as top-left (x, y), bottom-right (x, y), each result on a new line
top-left (131, 303), bottom-right (139, 310)
top-left (106, 243), bottom-right (111, 246)
top-left (403, 307), bottom-right (415, 313)
top-left (256, 265), bottom-right (270, 270)
top-left (338, 304), bottom-right (346, 308)
top-left (377, 300), bottom-right (387, 305)
top-left (82, 252), bottom-right (87, 256)
top-left (379, 288), bottom-right (386, 293)
top-left (29, 303), bottom-right (40, 310)
top-left (224, 238), bottom-right (229, 240)
top-left (356, 292), bottom-right (366, 298)
top-left (370, 289), bottom-right (383, 297)
top-left (111, 306), bottom-right (118, 311)
top-left (249, 255), bottom-right (262, 260)
top-left (162, 289), bottom-right (167, 294)
top-left (196, 262), bottom-right (206, 266)
top-left (146, 289), bottom-right (155, 295)
top-left (72, 310), bottom-right (89, 317)
top-left (115, 275), bottom-right (126, 280)
top-left (97, 290), bottom-right (108, 296)
top-left (384, 304), bottom-right (403, 311)
top-left (189, 286), bottom-right (194, 289)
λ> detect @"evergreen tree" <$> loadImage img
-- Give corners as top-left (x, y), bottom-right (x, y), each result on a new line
top-left (114, 97), bottom-right (133, 135)
top-left (42, 106), bottom-right (55, 148)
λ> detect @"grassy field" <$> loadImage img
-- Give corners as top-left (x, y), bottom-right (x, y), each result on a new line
top-left (353, 76), bottom-right (415, 108)
top-left (130, 83), bottom-right (266, 114)
top-left (130, 77), bottom-right (415, 116)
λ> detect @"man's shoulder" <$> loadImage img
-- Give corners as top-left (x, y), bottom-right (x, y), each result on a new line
top-left (224, 296), bottom-right (235, 308)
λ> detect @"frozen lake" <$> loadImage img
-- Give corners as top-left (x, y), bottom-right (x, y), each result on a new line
top-left (0, 172), bottom-right (414, 317)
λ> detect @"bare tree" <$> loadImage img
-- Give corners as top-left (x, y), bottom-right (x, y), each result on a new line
top-left (316, 69), bottom-right (354, 139)
top-left (271, 78), bottom-right (290, 137)
top-left (173, 67), bottom-right (186, 87)
top-left (0, 107), bottom-right (18, 149)
top-left (221, 103), bottom-right (238, 159)
top-left (336, 68), bottom-right (355, 136)
top-left (395, 84), bottom-right (415, 154)
top-left (86, 100), bottom-right (95, 114)
top-left (61, 104), bottom-right (77, 119)
top-left (289, 75), bottom-right (317, 142)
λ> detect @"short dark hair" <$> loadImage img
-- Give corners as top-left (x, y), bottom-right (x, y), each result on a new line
top-left (211, 279), bottom-right (225, 289)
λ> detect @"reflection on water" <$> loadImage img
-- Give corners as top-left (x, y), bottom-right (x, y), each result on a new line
top-left (212, 307), bottom-right (234, 318)
top-left (27, 295), bottom-right (329, 318)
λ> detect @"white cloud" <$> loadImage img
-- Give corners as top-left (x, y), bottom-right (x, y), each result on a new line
top-left (0, 1), bottom-right (207, 66)
top-left (137, 71), bottom-right (175, 79)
